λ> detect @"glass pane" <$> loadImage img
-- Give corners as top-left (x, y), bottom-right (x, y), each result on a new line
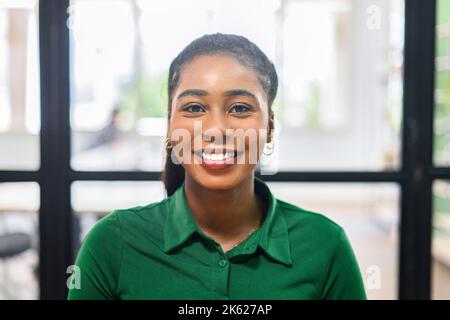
top-left (434, 0), bottom-right (450, 167)
top-left (71, 181), bottom-right (165, 245)
top-left (0, 0), bottom-right (40, 170)
top-left (0, 182), bottom-right (39, 300)
top-left (267, 182), bottom-right (400, 299)
top-left (276, 0), bottom-right (404, 171)
top-left (432, 180), bottom-right (450, 299)
top-left (69, 0), bottom-right (404, 172)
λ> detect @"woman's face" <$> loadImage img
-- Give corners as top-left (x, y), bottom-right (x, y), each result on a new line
top-left (169, 54), bottom-right (272, 190)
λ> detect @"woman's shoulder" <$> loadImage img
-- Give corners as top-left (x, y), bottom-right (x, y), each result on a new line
top-left (109, 196), bottom-right (171, 224)
top-left (84, 197), bottom-right (170, 241)
top-left (79, 197), bottom-right (170, 257)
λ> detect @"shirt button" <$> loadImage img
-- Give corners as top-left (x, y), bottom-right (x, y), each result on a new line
top-left (219, 259), bottom-right (228, 268)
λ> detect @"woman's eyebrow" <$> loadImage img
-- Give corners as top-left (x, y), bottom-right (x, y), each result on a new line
top-left (177, 89), bottom-right (208, 99)
top-left (176, 88), bottom-right (257, 100)
top-left (223, 89), bottom-right (257, 100)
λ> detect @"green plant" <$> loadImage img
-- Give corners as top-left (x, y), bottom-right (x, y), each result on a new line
top-left (119, 71), bottom-right (168, 119)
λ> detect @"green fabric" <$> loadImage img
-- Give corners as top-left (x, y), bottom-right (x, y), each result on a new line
top-left (67, 177), bottom-right (367, 300)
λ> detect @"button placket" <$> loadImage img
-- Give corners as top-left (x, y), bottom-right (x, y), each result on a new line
top-left (212, 253), bottom-right (230, 298)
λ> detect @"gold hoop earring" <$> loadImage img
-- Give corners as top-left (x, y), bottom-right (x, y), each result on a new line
top-left (263, 140), bottom-right (274, 156)
top-left (164, 137), bottom-right (173, 151)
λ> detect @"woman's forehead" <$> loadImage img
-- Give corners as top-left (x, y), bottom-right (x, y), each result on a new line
top-left (177, 54), bottom-right (263, 93)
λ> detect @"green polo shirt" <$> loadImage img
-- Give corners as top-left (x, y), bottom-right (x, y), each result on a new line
top-left (67, 177), bottom-right (366, 300)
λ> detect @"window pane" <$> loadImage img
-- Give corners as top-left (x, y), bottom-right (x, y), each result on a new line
top-left (69, 0), bottom-right (404, 172)
top-left (71, 181), bottom-right (165, 244)
top-left (0, 0), bottom-right (40, 170)
top-left (0, 182), bottom-right (39, 299)
top-left (434, 0), bottom-right (450, 167)
top-left (267, 182), bottom-right (400, 299)
top-left (277, 0), bottom-right (404, 171)
top-left (432, 180), bottom-right (450, 299)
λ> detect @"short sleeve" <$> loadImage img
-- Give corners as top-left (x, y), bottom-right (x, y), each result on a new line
top-left (320, 228), bottom-right (367, 300)
top-left (67, 211), bottom-right (123, 300)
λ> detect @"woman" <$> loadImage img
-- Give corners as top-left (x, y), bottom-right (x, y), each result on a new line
top-left (68, 33), bottom-right (366, 300)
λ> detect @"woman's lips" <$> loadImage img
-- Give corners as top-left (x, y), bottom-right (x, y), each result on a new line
top-left (192, 150), bottom-right (243, 170)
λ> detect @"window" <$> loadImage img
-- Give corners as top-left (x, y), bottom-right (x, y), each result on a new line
top-left (69, 0), bottom-right (404, 172)
top-left (0, 0), bottom-right (443, 299)
top-left (0, 182), bottom-right (39, 299)
top-left (432, 180), bottom-right (450, 299)
top-left (434, 0), bottom-right (450, 167)
top-left (431, 0), bottom-right (450, 299)
top-left (0, 0), bottom-right (40, 170)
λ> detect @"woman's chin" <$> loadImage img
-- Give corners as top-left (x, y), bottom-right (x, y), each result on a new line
top-left (186, 165), bottom-right (253, 191)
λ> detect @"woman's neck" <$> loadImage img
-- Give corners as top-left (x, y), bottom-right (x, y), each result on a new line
top-left (183, 174), bottom-right (265, 241)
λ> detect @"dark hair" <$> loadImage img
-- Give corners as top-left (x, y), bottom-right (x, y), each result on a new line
top-left (161, 33), bottom-right (278, 196)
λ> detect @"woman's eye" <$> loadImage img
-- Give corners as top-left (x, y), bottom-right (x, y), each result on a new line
top-left (183, 104), bottom-right (205, 113)
top-left (229, 104), bottom-right (251, 114)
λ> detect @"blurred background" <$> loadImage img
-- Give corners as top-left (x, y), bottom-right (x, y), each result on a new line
top-left (0, 0), bottom-right (449, 300)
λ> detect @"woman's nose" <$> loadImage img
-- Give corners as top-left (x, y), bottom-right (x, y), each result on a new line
top-left (201, 111), bottom-right (231, 143)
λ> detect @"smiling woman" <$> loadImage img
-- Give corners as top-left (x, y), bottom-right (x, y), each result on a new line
top-left (67, 33), bottom-right (366, 300)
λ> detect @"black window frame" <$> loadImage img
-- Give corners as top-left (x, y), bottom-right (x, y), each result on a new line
top-left (0, 0), bottom-right (447, 299)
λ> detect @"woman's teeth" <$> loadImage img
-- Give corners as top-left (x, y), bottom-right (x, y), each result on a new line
top-left (201, 151), bottom-right (235, 161)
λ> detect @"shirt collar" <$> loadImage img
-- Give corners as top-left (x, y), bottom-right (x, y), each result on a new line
top-left (163, 176), bottom-right (293, 267)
